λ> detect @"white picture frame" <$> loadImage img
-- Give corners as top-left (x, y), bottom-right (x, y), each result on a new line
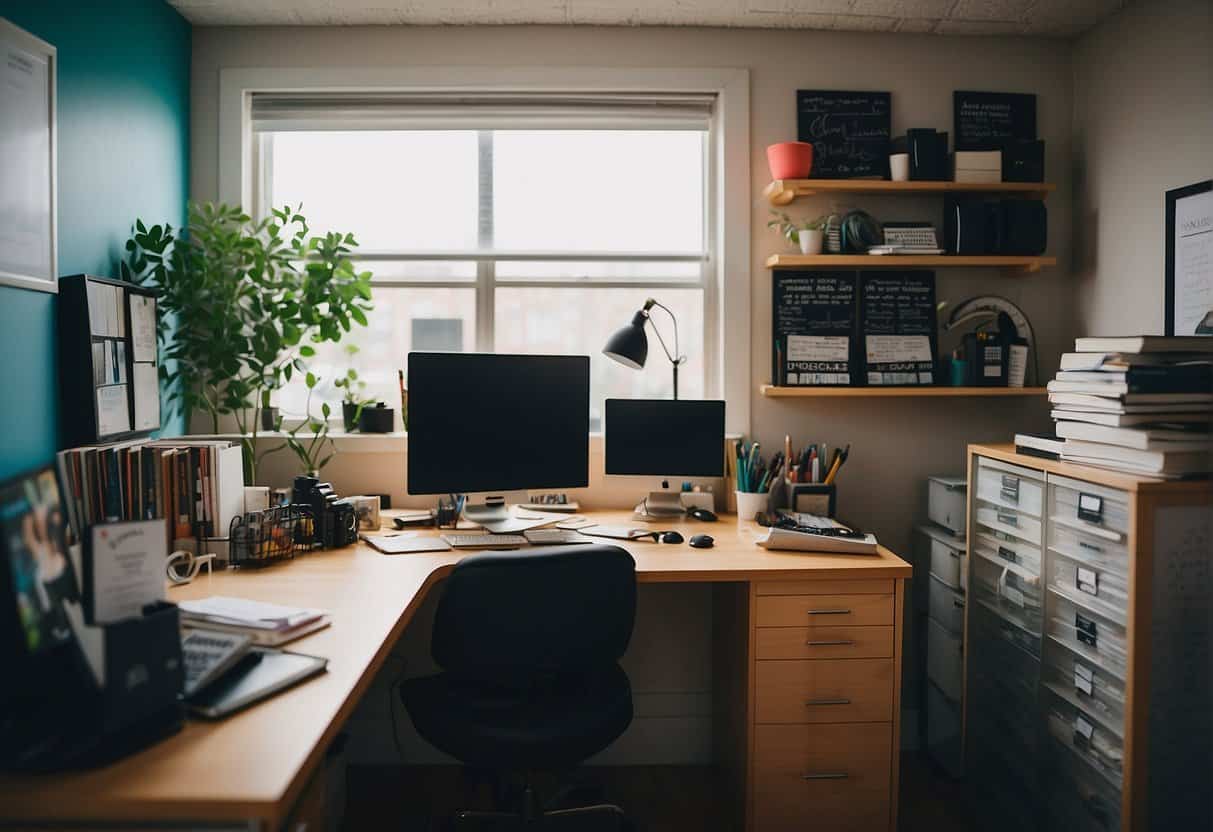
top-left (0, 18), bottom-right (57, 294)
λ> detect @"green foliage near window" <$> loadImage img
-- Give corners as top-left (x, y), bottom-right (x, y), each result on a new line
top-left (122, 202), bottom-right (373, 484)
top-left (284, 370), bottom-right (337, 475)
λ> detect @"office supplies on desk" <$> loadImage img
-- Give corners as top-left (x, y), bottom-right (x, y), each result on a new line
top-left (178, 597), bottom-right (330, 647)
top-left (292, 476), bottom-right (358, 549)
top-left (523, 528), bottom-right (592, 545)
top-left (228, 505), bottom-right (315, 567)
top-left (441, 533), bottom-right (526, 549)
top-left (181, 629), bottom-right (253, 698)
top-left (686, 506), bottom-right (717, 522)
top-left (361, 533), bottom-right (452, 555)
top-left (165, 550), bottom-right (216, 586)
top-left (390, 509), bottom-right (437, 529)
top-left (555, 515), bottom-right (596, 530)
top-left (757, 513), bottom-right (878, 554)
top-left (188, 647), bottom-right (327, 720)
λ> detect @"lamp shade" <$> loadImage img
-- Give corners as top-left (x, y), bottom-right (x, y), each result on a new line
top-left (602, 311), bottom-right (649, 370)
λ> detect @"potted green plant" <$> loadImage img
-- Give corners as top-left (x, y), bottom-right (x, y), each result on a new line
top-left (284, 371), bottom-right (336, 477)
top-left (122, 202), bottom-right (374, 485)
top-left (767, 210), bottom-right (834, 255)
top-left (333, 344), bottom-right (371, 432)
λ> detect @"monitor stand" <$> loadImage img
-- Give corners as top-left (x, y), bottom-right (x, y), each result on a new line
top-left (462, 496), bottom-right (511, 525)
top-left (634, 488), bottom-right (686, 521)
top-left (463, 496), bottom-right (564, 534)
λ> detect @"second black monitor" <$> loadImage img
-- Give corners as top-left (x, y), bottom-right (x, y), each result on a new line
top-left (604, 399), bottom-right (725, 477)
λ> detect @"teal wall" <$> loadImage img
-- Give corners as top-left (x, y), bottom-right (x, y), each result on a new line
top-left (0, 0), bottom-right (190, 479)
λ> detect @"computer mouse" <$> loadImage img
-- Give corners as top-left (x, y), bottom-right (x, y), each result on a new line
top-left (687, 507), bottom-right (718, 522)
top-left (689, 534), bottom-right (715, 549)
top-left (661, 530), bottom-right (684, 544)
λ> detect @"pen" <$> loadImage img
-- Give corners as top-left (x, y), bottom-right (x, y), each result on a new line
top-left (824, 444), bottom-right (850, 485)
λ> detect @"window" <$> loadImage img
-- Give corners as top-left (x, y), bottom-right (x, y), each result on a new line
top-left (250, 93), bottom-right (714, 431)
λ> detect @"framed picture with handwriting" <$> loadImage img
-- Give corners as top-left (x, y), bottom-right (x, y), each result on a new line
top-left (1165, 180), bottom-right (1213, 336)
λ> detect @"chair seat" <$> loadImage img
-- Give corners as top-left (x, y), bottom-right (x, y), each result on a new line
top-left (402, 664), bottom-right (633, 770)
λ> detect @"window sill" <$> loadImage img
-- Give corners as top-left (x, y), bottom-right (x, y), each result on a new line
top-left (196, 431), bottom-right (407, 453)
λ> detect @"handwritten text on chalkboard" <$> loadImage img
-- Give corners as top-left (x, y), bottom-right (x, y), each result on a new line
top-left (954, 91), bottom-right (1036, 151)
top-left (796, 90), bottom-right (891, 179)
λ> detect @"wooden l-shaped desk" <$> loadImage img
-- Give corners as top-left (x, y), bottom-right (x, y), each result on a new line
top-left (0, 511), bottom-right (911, 831)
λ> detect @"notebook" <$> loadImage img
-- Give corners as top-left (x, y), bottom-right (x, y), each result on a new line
top-left (188, 648), bottom-right (327, 719)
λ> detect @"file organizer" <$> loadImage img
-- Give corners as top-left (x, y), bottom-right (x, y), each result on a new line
top-left (57, 274), bottom-right (161, 446)
top-left (962, 445), bottom-right (1212, 832)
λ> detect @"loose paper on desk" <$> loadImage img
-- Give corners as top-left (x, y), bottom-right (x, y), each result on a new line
top-left (179, 596), bottom-right (325, 630)
top-left (89, 519), bottom-right (167, 623)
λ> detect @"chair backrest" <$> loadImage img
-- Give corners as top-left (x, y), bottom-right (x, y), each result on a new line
top-left (431, 544), bottom-right (636, 678)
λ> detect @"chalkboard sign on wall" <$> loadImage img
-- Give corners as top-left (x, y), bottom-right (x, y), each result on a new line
top-left (953, 91), bottom-right (1036, 151)
top-left (796, 90), bottom-right (891, 179)
top-left (859, 272), bottom-right (937, 386)
top-left (772, 270), bottom-right (858, 386)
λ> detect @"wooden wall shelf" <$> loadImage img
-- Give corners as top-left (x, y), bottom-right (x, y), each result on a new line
top-left (760, 385), bottom-right (1047, 399)
top-left (764, 179), bottom-right (1056, 205)
top-left (765, 254), bottom-right (1055, 274)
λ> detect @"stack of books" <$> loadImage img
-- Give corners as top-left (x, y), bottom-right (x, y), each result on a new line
top-left (1035, 336), bottom-right (1213, 477)
top-left (179, 596), bottom-right (331, 646)
top-left (55, 438), bottom-right (246, 547)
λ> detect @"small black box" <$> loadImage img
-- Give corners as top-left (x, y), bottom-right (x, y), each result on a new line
top-left (943, 197), bottom-right (992, 254)
top-left (907, 129), bottom-right (949, 181)
top-left (995, 200), bottom-right (1047, 255)
top-left (1002, 139), bottom-right (1045, 183)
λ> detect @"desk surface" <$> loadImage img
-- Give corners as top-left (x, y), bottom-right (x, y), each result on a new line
top-left (0, 511), bottom-right (909, 828)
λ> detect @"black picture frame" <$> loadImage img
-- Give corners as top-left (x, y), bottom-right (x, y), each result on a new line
top-left (1164, 179), bottom-right (1213, 336)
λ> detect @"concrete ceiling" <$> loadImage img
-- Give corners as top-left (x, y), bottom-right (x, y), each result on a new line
top-left (168, 0), bottom-right (1127, 38)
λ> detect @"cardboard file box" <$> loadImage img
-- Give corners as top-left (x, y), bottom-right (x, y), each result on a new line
top-left (952, 150), bottom-right (1002, 184)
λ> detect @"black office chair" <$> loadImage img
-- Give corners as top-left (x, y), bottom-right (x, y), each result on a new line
top-left (401, 544), bottom-right (637, 830)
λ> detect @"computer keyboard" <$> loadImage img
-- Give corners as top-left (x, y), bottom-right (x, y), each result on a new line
top-left (523, 528), bottom-right (592, 545)
top-left (441, 533), bottom-right (526, 549)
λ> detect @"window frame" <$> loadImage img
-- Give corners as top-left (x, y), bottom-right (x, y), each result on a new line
top-left (220, 66), bottom-right (750, 434)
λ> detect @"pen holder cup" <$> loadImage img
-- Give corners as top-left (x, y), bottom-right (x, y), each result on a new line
top-left (785, 483), bottom-right (837, 518)
top-left (436, 497), bottom-right (460, 529)
top-left (734, 490), bottom-right (770, 523)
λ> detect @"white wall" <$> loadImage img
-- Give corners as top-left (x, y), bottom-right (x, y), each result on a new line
top-left (1072, 0), bottom-right (1213, 336)
top-left (191, 23), bottom-right (1074, 762)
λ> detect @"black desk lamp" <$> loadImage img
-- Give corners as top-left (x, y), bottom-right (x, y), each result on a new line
top-left (602, 298), bottom-right (686, 399)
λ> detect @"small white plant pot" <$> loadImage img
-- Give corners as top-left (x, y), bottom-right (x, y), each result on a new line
top-left (798, 229), bottom-right (824, 255)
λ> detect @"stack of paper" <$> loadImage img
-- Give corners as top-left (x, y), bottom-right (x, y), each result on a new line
top-left (1040, 337), bottom-right (1213, 477)
top-left (179, 596), bottom-right (331, 646)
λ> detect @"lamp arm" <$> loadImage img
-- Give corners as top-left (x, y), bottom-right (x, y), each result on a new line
top-left (645, 299), bottom-right (685, 367)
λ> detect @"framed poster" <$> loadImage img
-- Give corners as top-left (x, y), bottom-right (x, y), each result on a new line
top-left (1165, 180), bottom-right (1213, 336)
top-left (0, 18), bottom-right (57, 293)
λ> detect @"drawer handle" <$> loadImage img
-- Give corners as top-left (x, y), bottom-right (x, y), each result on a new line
top-left (806, 639), bottom-right (855, 646)
top-left (1078, 540), bottom-right (1104, 554)
top-left (801, 772), bottom-right (849, 780)
top-left (805, 698), bottom-right (852, 706)
top-left (807, 608), bottom-right (851, 615)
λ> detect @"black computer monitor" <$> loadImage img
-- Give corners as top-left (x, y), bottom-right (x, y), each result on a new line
top-left (604, 399), bottom-right (725, 477)
top-left (407, 352), bottom-right (590, 495)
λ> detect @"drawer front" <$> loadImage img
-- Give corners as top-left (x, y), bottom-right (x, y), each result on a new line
top-left (1048, 522), bottom-right (1128, 572)
top-left (926, 617), bottom-right (963, 701)
top-left (755, 579), bottom-right (894, 596)
top-left (1047, 592), bottom-right (1128, 680)
top-left (928, 572), bottom-right (965, 634)
top-left (974, 502), bottom-right (1043, 546)
top-left (977, 457), bottom-right (1045, 517)
top-left (928, 477), bottom-right (969, 535)
top-left (1047, 551), bottom-right (1129, 626)
top-left (1048, 475), bottom-right (1131, 537)
top-left (755, 659), bottom-right (894, 724)
top-left (1043, 637), bottom-right (1126, 730)
top-left (929, 536), bottom-right (965, 589)
top-left (753, 723), bottom-right (892, 832)
top-left (1044, 686), bottom-right (1125, 789)
top-left (972, 552), bottom-right (1043, 636)
top-left (756, 594), bottom-right (894, 627)
top-left (972, 529), bottom-right (1042, 575)
top-left (755, 626), bottom-right (894, 660)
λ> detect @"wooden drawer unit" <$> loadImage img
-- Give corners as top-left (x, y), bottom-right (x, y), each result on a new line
top-left (755, 625), bottom-right (894, 660)
top-left (755, 658), bottom-right (894, 724)
top-left (753, 723), bottom-right (892, 832)
top-left (756, 593), bottom-right (894, 627)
